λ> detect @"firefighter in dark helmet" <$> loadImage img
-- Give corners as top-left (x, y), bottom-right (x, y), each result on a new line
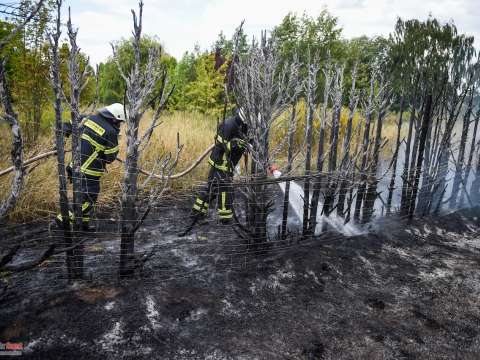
top-left (185, 108), bottom-right (249, 233)
top-left (55, 103), bottom-right (125, 231)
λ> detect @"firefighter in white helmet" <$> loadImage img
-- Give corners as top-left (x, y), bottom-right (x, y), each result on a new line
top-left (55, 103), bottom-right (125, 230)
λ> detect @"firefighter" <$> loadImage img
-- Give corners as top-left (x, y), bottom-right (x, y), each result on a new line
top-left (55, 103), bottom-right (125, 231)
top-left (186, 109), bottom-right (249, 232)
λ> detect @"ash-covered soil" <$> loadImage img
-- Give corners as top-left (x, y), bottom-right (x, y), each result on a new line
top-left (1, 204), bottom-right (480, 359)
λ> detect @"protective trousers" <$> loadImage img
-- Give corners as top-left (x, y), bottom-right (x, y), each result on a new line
top-left (192, 167), bottom-right (234, 221)
top-left (57, 174), bottom-right (100, 229)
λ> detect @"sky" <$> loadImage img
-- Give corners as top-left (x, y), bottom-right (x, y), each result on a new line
top-left (60, 0), bottom-right (480, 65)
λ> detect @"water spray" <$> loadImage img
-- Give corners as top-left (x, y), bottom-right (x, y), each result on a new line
top-left (270, 165), bottom-right (363, 236)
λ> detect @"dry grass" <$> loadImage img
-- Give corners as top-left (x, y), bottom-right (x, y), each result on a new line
top-left (0, 108), bottom-right (404, 222)
top-left (0, 111), bottom-right (217, 222)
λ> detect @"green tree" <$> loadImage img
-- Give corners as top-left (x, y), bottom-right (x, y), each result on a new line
top-left (98, 35), bottom-right (175, 105)
top-left (273, 10), bottom-right (344, 98)
top-left (342, 35), bottom-right (391, 103)
top-left (213, 29), bottom-right (249, 57)
top-left (184, 53), bottom-right (227, 117)
top-left (169, 51), bottom-right (196, 110)
top-left (8, 0), bottom-right (52, 143)
top-left (273, 10), bottom-right (344, 66)
top-left (0, 2), bottom-right (96, 144)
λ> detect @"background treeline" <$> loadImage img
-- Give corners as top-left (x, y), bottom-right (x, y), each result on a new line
top-left (0, 3), bottom-right (397, 148)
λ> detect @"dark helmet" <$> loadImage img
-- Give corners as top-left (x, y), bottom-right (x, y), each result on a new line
top-left (233, 107), bottom-right (248, 134)
top-left (234, 107), bottom-right (247, 123)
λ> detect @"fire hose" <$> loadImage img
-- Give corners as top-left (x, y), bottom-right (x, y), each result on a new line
top-left (0, 144), bottom-right (214, 179)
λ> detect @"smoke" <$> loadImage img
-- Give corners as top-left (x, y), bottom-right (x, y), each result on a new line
top-left (274, 170), bottom-right (363, 236)
top-left (370, 119), bottom-right (480, 218)
top-left (265, 116), bottom-right (480, 237)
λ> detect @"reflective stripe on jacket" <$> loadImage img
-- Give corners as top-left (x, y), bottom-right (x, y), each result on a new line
top-left (209, 115), bottom-right (247, 174)
top-left (63, 114), bottom-right (120, 178)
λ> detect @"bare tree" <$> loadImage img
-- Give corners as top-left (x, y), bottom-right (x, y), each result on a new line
top-left (281, 103), bottom-right (298, 240)
top-left (399, 85), bottom-right (419, 216)
top-left (386, 94), bottom-right (404, 215)
top-left (115, 1), bottom-right (175, 276)
top-left (0, 61), bottom-right (24, 220)
top-left (407, 91), bottom-right (433, 219)
top-left (470, 117), bottom-right (480, 202)
top-left (48, 0), bottom-right (77, 278)
top-left (362, 77), bottom-right (391, 223)
top-left (307, 62), bottom-right (332, 234)
top-left (64, 8), bottom-right (90, 278)
top-left (463, 106), bottom-right (480, 205)
top-left (234, 32), bottom-right (301, 244)
top-left (337, 64), bottom-right (359, 218)
top-left (427, 40), bottom-right (476, 214)
top-left (321, 65), bottom-right (344, 227)
top-left (449, 85), bottom-right (476, 208)
top-left (404, 97), bottom-right (423, 214)
top-left (302, 54), bottom-right (320, 236)
top-left (0, 0), bottom-right (44, 220)
top-left (354, 71), bottom-right (376, 222)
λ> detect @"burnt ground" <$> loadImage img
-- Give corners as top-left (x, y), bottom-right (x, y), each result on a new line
top-left (1, 201), bottom-right (480, 359)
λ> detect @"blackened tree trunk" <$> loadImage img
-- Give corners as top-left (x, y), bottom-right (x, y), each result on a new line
top-left (354, 74), bottom-right (375, 223)
top-left (302, 78), bottom-right (315, 236)
top-left (115, 2), bottom-right (177, 274)
top-left (119, 2), bottom-right (148, 276)
top-left (470, 140), bottom-right (480, 203)
top-left (363, 85), bottom-right (389, 223)
top-left (120, 113), bottom-right (141, 275)
top-left (308, 63), bottom-right (330, 234)
top-left (322, 67), bottom-right (343, 227)
top-left (405, 97), bottom-right (425, 215)
top-left (415, 103), bottom-right (436, 216)
top-left (302, 57), bottom-right (320, 236)
top-left (431, 137), bottom-right (451, 213)
top-left (234, 32), bottom-right (301, 246)
top-left (281, 104), bottom-right (297, 240)
top-left (0, 62), bottom-right (24, 220)
top-left (66, 8), bottom-right (87, 279)
top-left (408, 93), bottom-right (433, 219)
top-left (449, 89), bottom-right (474, 209)
top-left (400, 99), bottom-right (416, 216)
top-left (430, 53), bottom-right (474, 213)
top-left (337, 65), bottom-right (358, 218)
top-left (249, 125), bottom-right (270, 245)
top-left (462, 108), bottom-right (480, 206)
top-left (0, 0), bottom-right (44, 219)
top-left (430, 110), bottom-right (461, 213)
top-left (386, 95), bottom-right (404, 215)
top-left (49, 0), bottom-right (74, 278)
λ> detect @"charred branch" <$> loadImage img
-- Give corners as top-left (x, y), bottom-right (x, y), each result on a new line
top-left (0, 60), bottom-right (24, 220)
top-left (117, 1), bottom-right (176, 277)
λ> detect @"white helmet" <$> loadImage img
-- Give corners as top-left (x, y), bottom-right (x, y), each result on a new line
top-left (99, 103), bottom-right (126, 122)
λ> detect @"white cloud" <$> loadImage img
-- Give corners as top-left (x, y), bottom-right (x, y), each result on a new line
top-left (64, 0), bottom-right (480, 65)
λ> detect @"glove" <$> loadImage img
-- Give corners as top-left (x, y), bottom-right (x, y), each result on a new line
top-left (66, 164), bottom-right (73, 183)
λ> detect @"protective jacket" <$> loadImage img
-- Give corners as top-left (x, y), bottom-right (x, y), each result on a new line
top-left (208, 115), bottom-right (248, 174)
top-left (57, 113), bottom-right (120, 228)
top-left (192, 115), bottom-right (248, 221)
top-left (64, 114), bottom-right (120, 178)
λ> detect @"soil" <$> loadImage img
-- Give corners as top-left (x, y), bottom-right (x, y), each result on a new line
top-left (1, 200), bottom-right (480, 359)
